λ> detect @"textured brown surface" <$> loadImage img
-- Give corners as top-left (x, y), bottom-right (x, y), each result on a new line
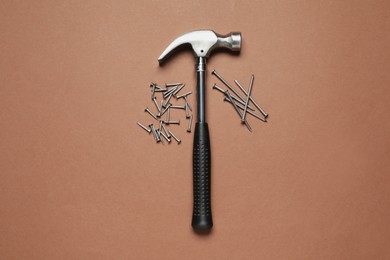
top-left (1, 1), bottom-right (390, 259)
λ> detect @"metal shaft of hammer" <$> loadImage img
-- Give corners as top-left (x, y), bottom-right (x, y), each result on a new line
top-left (197, 57), bottom-right (206, 122)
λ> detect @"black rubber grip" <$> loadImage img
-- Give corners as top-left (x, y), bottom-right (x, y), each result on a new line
top-left (192, 122), bottom-right (213, 230)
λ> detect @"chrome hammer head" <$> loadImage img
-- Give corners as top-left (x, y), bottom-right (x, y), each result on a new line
top-left (158, 30), bottom-right (242, 63)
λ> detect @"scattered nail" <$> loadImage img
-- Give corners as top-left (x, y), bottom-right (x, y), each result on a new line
top-left (225, 91), bottom-right (252, 132)
top-left (145, 107), bottom-right (158, 120)
top-left (164, 120), bottom-right (180, 125)
top-left (165, 83), bottom-right (182, 87)
top-left (187, 115), bottom-right (193, 132)
top-left (137, 122), bottom-right (151, 133)
top-left (169, 130), bottom-right (181, 144)
top-left (224, 97), bottom-right (266, 122)
top-left (170, 105), bottom-right (185, 110)
top-left (212, 70), bottom-right (246, 102)
top-left (176, 91), bottom-right (192, 99)
top-left (184, 96), bottom-right (192, 111)
top-left (241, 75), bottom-right (254, 123)
top-left (234, 79), bottom-right (268, 118)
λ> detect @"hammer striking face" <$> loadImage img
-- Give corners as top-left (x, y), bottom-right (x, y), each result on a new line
top-left (158, 30), bottom-right (242, 230)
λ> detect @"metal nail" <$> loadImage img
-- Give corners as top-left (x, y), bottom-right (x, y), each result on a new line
top-left (137, 122), bottom-right (151, 133)
top-left (224, 97), bottom-right (267, 122)
top-left (165, 83), bottom-right (182, 87)
top-left (175, 91), bottom-right (192, 99)
top-left (184, 96), bottom-right (192, 111)
top-left (212, 70), bottom-right (246, 102)
top-left (164, 120), bottom-right (180, 125)
top-left (234, 79), bottom-right (268, 118)
top-left (163, 86), bottom-right (178, 98)
top-left (158, 120), bottom-right (163, 139)
top-left (145, 107), bottom-right (158, 120)
top-left (168, 130), bottom-right (181, 144)
top-left (170, 105), bottom-right (185, 110)
top-left (166, 107), bottom-right (170, 121)
top-left (151, 83), bottom-right (156, 99)
top-left (157, 100), bottom-right (164, 117)
top-left (163, 92), bottom-right (173, 108)
top-left (149, 124), bottom-right (160, 142)
top-left (241, 75), bottom-right (254, 123)
top-left (185, 103), bottom-right (190, 118)
top-left (152, 97), bottom-right (160, 113)
top-left (161, 124), bottom-right (171, 138)
top-left (159, 103), bottom-right (171, 117)
top-left (187, 115), bottom-right (193, 132)
top-left (172, 84), bottom-right (185, 96)
top-left (225, 91), bottom-right (252, 132)
top-left (212, 84), bottom-right (255, 111)
top-left (150, 82), bottom-right (161, 89)
top-left (154, 88), bottom-right (168, 92)
top-left (160, 131), bottom-right (171, 143)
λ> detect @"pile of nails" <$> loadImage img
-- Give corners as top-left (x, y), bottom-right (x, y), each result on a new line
top-left (212, 70), bottom-right (268, 132)
top-left (137, 82), bottom-right (193, 144)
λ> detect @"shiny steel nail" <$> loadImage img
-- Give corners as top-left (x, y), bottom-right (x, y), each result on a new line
top-left (224, 97), bottom-right (267, 122)
top-left (159, 103), bottom-right (171, 117)
top-left (163, 92), bottom-right (173, 108)
top-left (212, 70), bottom-right (246, 102)
top-left (185, 103), bottom-right (190, 118)
top-left (241, 75), bottom-right (254, 123)
top-left (213, 84), bottom-right (255, 111)
top-left (164, 120), bottom-right (180, 125)
top-left (149, 124), bottom-right (160, 142)
top-left (172, 84), bottom-right (185, 96)
top-left (161, 124), bottom-right (171, 138)
top-left (152, 97), bottom-right (160, 113)
top-left (137, 122), bottom-right (151, 133)
top-left (234, 79), bottom-right (268, 118)
top-left (168, 130), bottom-right (181, 144)
top-left (154, 88), bottom-right (168, 92)
top-left (158, 120), bottom-right (163, 139)
top-left (184, 96), bottom-right (192, 111)
top-left (225, 91), bottom-right (252, 132)
top-left (160, 131), bottom-right (171, 143)
top-left (163, 86), bottom-right (178, 98)
top-left (166, 107), bottom-right (170, 121)
top-left (151, 83), bottom-right (156, 99)
top-left (187, 115), bottom-right (193, 132)
top-left (145, 107), bottom-right (157, 120)
top-left (170, 105), bottom-right (185, 110)
top-left (157, 100), bottom-right (164, 117)
top-left (175, 91), bottom-right (192, 99)
top-left (165, 83), bottom-right (182, 87)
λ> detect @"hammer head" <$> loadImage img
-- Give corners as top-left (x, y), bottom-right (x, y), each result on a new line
top-left (158, 30), bottom-right (241, 63)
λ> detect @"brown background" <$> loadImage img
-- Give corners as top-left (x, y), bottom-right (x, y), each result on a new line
top-left (1, 0), bottom-right (390, 259)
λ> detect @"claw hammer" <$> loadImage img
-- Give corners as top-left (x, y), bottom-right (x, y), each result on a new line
top-left (158, 30), bottom-right (242, 230)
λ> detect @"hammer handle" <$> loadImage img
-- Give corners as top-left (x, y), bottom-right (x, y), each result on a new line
top-left (192, 122), bottom-right (213, 230)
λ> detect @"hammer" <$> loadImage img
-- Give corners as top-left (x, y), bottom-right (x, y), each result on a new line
top-left (158, 30), bottom-right (242, 230)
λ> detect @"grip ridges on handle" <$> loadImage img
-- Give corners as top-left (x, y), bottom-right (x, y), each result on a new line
top-left (192, 122), bottom-right (212, 230)
top-left (193, 142), bottom-right (210, 217)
